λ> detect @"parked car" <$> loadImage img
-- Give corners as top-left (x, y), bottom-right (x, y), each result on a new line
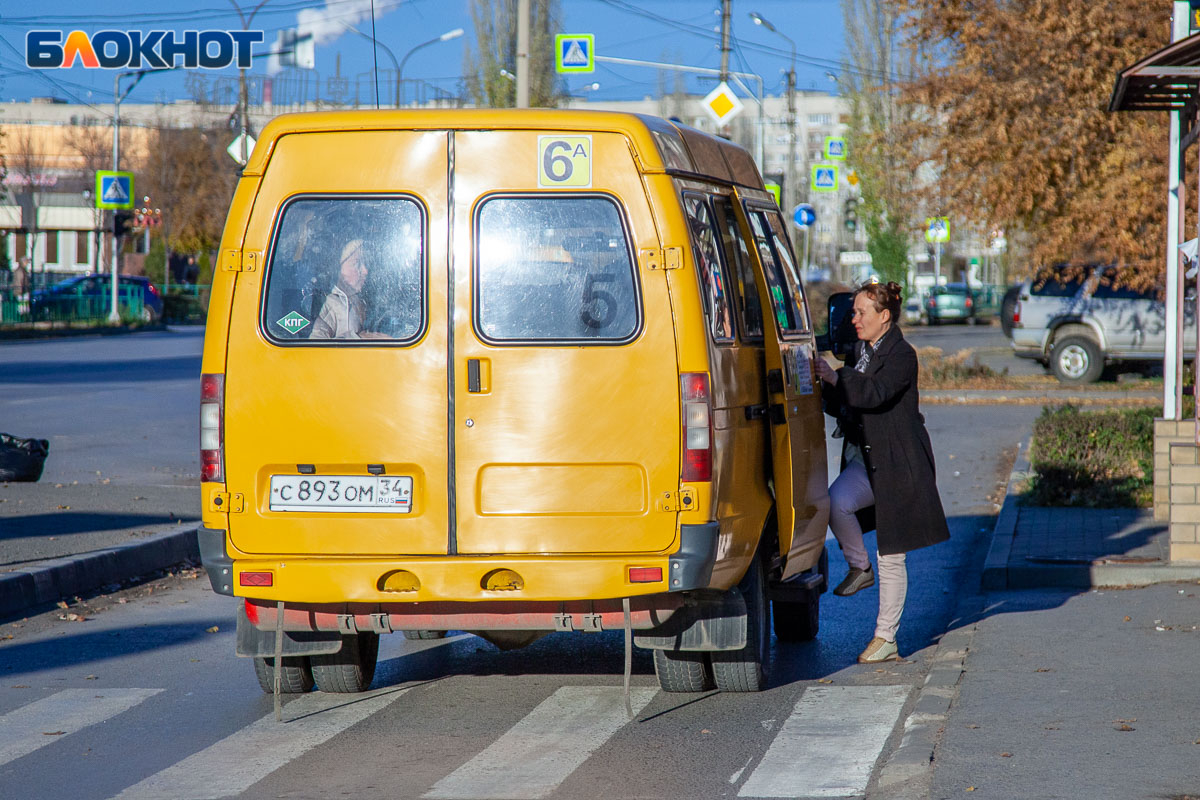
top-left (1010, 265), bottom-right (1195, 383)
top-left (30, 274), bottom-right (162, 323)
top-left (925, 282), bottom-right (994, 325)
top-left (903, 297), bottom-right (925, 326)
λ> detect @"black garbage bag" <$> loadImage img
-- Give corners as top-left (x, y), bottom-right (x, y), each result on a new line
top-left (0, 433), bottom-right (50, 482)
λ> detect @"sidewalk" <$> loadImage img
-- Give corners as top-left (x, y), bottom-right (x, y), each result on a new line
top-left (0, 481), bottom-right (199, 620)
top-left (982, 440), bottom-right (1200, 589)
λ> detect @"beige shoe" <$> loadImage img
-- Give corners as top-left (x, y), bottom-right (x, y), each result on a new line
top-left (857, 637), bottom-right (899, 663)
top-left (833, 565), bottom-right (875, 596)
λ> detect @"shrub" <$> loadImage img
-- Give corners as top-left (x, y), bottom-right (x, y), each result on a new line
top-left (917, 347), bottom-right (1008, 384)
top-left (1025, 405), bottom-right (1154, 507)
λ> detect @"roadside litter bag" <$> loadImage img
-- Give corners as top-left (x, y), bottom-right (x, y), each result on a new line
top-left (0, 433), bottom-right (49, 482)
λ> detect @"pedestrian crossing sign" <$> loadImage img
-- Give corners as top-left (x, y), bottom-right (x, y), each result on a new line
top-left (555, 34), bottom-right (594, 73)
top-left (825, 136), bottom-right (847, 160)
top-left (811, 164), bottom-right (838, 192)
top-left (96, 171), bottom-right (134, 209)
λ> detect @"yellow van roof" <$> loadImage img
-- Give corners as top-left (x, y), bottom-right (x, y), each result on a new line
top-left (243, 108), bottom-right (762, 188)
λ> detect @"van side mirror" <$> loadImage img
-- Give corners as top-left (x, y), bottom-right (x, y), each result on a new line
top-left (820, 291), bottom-right (856, 361)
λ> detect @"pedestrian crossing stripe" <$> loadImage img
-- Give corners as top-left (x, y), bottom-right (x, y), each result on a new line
top-left (0, 688), bottom-right (162, 768)
top-left (555, 33), bottom-right (594, 73)
top-left (96, 170), bottom-right (135, 209)
top-left (0, 682), bottom-right (914, 799)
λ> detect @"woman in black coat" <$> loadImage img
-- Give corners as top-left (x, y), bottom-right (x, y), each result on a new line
top-left (814, 281), bottom-right (949, 664)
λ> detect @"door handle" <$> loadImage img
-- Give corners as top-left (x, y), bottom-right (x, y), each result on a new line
top-left (467, 359), bottom-right (482, 393)
top-left (745, 403), bottom-right (768, 421)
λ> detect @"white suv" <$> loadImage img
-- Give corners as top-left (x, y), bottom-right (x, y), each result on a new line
top-left (1010, 266), bottom-right (1195, 384)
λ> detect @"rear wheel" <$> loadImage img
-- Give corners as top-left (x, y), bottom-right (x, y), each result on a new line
top-left (1051, 335), bottom-right (1104, 384)
top-left (252, 656), bottom-right (314, 694)
top-left (772, 589), bottom-right (820, 642)
top-left (403, 630), bottom-right (447, 640)
top-left (712, 555), bottom-right (770, 692)
top-left (652, 649), bottom-right (715, 693)
top-left (311, 632), bottom-right (379, 693)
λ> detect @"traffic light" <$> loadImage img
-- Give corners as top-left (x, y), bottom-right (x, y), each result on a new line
top-left (843, 197), bottom-right (859, 233)
top-left (113, 210), bottom-right (134, 237)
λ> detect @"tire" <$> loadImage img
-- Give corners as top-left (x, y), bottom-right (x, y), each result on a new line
top-left (772, 589), bottom-right (820, 642)
top-left (402, 630), bottom-right (447, 640)
top-left (652, 649), bottom-right (715, 693)
top-left (712, 555), bottom-right (770, 692)
top-left (1051, 335), bottom-right (1104, 384)
top-left (252, 656), bottom-right (314, 694)
top-left (1000, 286), bottom-right (1020, 338)
top-left (311, 632), bottom-right (379, 693)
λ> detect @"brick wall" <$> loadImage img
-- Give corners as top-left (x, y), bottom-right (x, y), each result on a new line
top-left (1165, 422), bottom-right (1200, 561)
top-left (1155, 418), bottom-right (1196, 522)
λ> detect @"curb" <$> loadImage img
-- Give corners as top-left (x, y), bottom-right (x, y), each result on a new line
top-left (0, 524), bottom-right (200, 620)
top-left (980, 440), bottom-right (1200, 591)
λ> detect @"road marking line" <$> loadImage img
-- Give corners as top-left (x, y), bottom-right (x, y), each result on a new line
top-left (424, 685), bottom-right (657, 800)
top-left (112, 686), bottom-right (411, 800)
top-left (738, 684), bottom-right (910, 798)
top-left (0, 688), bottom-right (162, 767)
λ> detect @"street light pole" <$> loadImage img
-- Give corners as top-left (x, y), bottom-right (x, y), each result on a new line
top-left (750, 13), bottom-right (797, 219)
top-left (229, 1), bottom-right (271, 164)
top-left (398, 29), bottom-right (464, 107)
top-left (342, 25), bottom-right (400, 106)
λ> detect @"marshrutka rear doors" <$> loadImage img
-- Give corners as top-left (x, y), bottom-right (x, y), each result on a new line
top-left (222, 122), bottom-right (680, 559)
top-left (737, 200), bottom-right (829, 579)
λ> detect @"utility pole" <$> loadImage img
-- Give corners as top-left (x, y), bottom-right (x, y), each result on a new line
top-left (719, 0), bottom-right (731, 83)
top-left (230, 1), bottom-right (270, 164)
top-left (516, 0), bottom-right (530, 108)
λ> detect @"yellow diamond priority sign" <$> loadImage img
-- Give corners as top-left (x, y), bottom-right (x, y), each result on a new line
top-left (702, 82), bottom-right (744, 126)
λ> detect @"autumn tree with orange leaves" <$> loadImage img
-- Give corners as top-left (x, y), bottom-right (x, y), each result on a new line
top-left (892, 0), bottom-right (1175, 284)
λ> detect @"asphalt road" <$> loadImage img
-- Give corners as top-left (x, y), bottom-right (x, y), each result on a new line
top-left (0, 327), bottom-right (202, 572)
top-left (0, 396), bottom-right (1040, 800)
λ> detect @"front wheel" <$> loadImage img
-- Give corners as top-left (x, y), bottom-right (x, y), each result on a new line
top-left (311, 632), bottom-right (379, 693)
top-left (1051, 335), bottom-right (1104, 384)
top-left (711, 555), bottom-right (770, 692)
top-left (403, 630), bottom-right (447, 640)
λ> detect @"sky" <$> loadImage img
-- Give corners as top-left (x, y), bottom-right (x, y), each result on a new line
top-left (0, 0), bottom-right (845, 108)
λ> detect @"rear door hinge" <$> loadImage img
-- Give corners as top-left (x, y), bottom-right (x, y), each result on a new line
top-left (210, 492), bottom-right (245, 513)
top-left (656, 487), bottom-right (697, 512)
top-left (640, 246), bottom-right (683, 271)
top-left (222, 248), bottom-right (260, 272)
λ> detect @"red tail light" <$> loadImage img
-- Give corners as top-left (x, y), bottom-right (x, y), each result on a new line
top-left (1013, 301), bottom-right (1021, 326)
top-left (681, 373), bottom-right (712, 482)
top-left (200, 373), bottom-right (224, 483)
top-left (965, 296), bottom-right (973, 309)
top-left (148, 283), bottom-right (161, 297)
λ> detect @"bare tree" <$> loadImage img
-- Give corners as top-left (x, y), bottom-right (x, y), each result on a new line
top-left (63, 124), bottom-right (110, 271)
top-left (139, 123), bottom-right (239, 278)
top-left (4, 125), bottom-right (50, 278)
top-left (840, 0), bottom-right (921, 288)
top-left (462, 0), bottom-right (565, 108)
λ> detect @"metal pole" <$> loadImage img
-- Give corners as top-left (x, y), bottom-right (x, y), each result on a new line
top-left (516, 0), bottom-right (530, 108)
top-left (109, 74), bottom-right (121, 323)
top-left (934, 240), bottom-right (941, 285)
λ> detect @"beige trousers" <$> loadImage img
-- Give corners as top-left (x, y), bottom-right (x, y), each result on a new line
top-left (828, 460), bottom-right (909, 642)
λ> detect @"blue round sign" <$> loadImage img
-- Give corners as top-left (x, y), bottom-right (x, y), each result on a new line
top-left (793, 203), bottom-right (816, 227)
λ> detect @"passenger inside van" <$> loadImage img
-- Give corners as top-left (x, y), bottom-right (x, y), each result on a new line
top-left (263, 196), bottom-right (425, 343)
top-left (311, 239), bottom-right (391, 340)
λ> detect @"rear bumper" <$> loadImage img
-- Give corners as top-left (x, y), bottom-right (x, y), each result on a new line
top-left (198, 521), bottom-right (719, 605)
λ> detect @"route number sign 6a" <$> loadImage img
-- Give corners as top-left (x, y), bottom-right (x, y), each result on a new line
top-left (538, 135), bottom-right (592, 188)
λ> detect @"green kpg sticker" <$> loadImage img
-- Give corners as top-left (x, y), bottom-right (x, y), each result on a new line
top-left (277, 311), bottom-right (310, 334)
top-left (538, 135), bottom-right (592, 187)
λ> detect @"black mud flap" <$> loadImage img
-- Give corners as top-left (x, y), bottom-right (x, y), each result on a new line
top-left (234, 604), bottom-right (343, 658)
top-left (633, 588), bottom-right (747, 652)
